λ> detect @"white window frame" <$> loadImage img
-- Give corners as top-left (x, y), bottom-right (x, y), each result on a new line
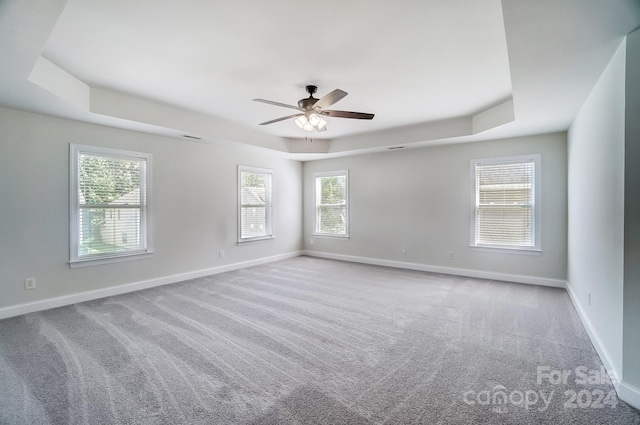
top-left (469, 154), bottom-right (541, 255)
top-left (69, 144), bottom-right (153, 268)
top-left (238, 165), bottom-right (274, 244)
top-left (313, 170), bottom-right (350, 238)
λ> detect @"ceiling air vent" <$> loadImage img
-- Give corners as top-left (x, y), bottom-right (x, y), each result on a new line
top-left (388, 146), bottom-right (405, 150)
top-left (182, 135), bottom-right (202, 140)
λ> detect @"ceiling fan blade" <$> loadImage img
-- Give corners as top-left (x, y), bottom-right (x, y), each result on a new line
top-left (259, 113), bottom-right (304, 125)
top-left (313, 89), bottom-right (348, 109)
top-left (253, 98), bottom-right (304, 111)
top-left (321, 110), bottom-right (375, 120)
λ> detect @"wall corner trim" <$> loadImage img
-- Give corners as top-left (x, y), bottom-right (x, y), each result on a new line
top-left (0, 251), bottom-right (303, 320)
top-left (302, 250), bottom-right (567, 288)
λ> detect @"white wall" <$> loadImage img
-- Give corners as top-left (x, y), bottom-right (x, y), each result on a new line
top-left (567, 40), bottom-right (626, 380)
top-left (0, 107), bottom-right (302, 311)
top-left (623, 28), bottom-right (640, 394)
top-left (303, 133), bottom-right (568, 283)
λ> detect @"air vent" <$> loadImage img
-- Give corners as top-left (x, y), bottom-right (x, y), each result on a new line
top-left (182, 135), bottom-right (202, 140)
top-left (388, 146), bottom-right (405, 150)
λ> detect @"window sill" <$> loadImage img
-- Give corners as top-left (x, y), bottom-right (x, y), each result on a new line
top-left (238, 236), bottom-right (275, 245)
top-left (469, 245), bottom-right (542, 256)
top-left (69, 251), bottom-right (154, 268)
top-left (312, 234), bottom-right (350, 240)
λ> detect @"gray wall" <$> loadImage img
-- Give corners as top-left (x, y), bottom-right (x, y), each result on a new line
top-left (0, 107), bottom-right (302, 309)
top-left (567, 41), bottom-right (626, 379)
top-left (624, 28), bottom-right (640, 391)
top-left (303, 133), bottom-right (568, 281)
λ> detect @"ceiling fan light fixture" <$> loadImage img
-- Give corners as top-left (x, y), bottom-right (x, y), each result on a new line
top-left (294, 116), bottom-right (308, 128)
top-left (253, 85), bottom-right (374, 133)
top-left (308, 113), bottom-right (321, 126)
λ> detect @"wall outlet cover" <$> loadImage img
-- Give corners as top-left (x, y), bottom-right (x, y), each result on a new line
top-left (25, 278), bottom-right (36, 290)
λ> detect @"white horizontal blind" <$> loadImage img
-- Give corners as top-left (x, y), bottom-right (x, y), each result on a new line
top-left (240, 169), bottom-right (272, 240)
top-left (475, 160), bottom-right (534, 247)
top-left (315, 173), bottom-right (347, 235)
top-left (77, 152), bottom-right (147, 259)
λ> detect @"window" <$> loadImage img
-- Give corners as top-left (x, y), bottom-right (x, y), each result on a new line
top-left (470, 154), bottom-right (541, 252)
top-left (70, 144), bottom-right (152, 267)
top-left (314, 170), bottom-right (349, 237)
top-left (238, 166), bottom-right (273, 242)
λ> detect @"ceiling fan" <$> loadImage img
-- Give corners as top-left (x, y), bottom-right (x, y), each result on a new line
top-left (253, 85), bottom-right (374, 133)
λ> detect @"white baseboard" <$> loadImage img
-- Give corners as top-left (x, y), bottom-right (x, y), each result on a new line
top-left (0, 250), bottom-right (565, 321)
top-left (0, 251), bottom-right (302, 320)
top-left (619, 381), bottom-right (640, 410)
top-left (565, 282), bottom-right (640, 410)
top-left (302, 250), bottom-right (567, 288)
top-left (565, 282), bottom-right (621, 386)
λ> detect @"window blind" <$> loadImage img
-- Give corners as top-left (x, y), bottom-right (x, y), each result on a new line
top-left (77, 152), bottom-right (147, 258)
top-left (475, 160), bottom-right (534, 247)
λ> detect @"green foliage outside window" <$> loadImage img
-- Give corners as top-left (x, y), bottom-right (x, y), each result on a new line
top-left (317, 175), bottom-right (347, 235)
top-left (79, 154), bottom-right (141, 245)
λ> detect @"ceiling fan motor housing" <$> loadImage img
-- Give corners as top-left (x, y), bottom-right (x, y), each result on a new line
top-left (298, 97), bottom-right (318, 109)
top-left (298, 85), bottom-right (319, 109)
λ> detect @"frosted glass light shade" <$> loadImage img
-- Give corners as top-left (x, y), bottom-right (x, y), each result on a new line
top-left (308, 113), bottom-right (320, 126)
top-left (295, 113), bottom-right (327, 132)
top-left (295, 116), bottom-right (308, 128)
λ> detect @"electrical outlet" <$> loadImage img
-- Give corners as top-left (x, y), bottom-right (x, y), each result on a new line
top-left (448, 251), bottom-right (454, 260)
top-left (219, 250), bottom-right (225, 258)
top-left (24, 277), bottom-right (36, 290)
top-left (310, 238), bottom-right (314, 246)
top-left (401, 247), bottom-right (406, 254)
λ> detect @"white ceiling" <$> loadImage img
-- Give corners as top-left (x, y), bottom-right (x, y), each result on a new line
top-left (1, 0), bottom-right (639, 159)
top-left (43, 0), bottom-right (513, 138)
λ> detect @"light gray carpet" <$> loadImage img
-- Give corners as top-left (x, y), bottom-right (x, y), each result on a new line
top-left (0, 256), bottom-right (638, 424)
